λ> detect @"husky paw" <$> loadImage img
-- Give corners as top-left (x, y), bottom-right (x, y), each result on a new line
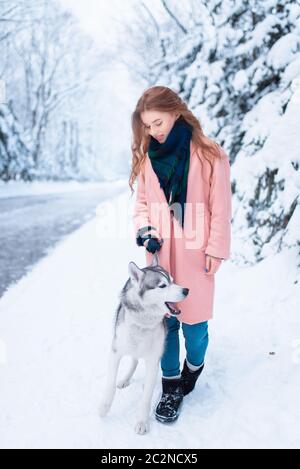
top-left (117, 378), bottom-right (131, 389)
top-left (98, 401), bottom-right (111, 417)
top-left (134, 420), bottom-right (149, 435)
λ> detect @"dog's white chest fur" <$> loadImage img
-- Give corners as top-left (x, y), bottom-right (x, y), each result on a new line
top-left (115, 318), bottom-right (165, 359)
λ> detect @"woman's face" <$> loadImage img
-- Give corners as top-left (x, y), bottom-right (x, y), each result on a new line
top-left (140, 110), bottom-right (180, 143)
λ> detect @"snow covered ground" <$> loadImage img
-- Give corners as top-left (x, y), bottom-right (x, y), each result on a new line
top-left (0, 179), bottom-right (128, 199)
top-left (0, 187), bottom-right (299, 449)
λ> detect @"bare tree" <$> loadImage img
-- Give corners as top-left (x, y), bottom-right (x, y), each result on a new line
top-left (1, 0), bottom-right (108, 181)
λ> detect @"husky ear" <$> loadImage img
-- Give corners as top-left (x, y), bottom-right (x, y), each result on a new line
top-left (151, 252), bottom-right (159, 267)
top-left (128, 261), bottom-right (144, 284)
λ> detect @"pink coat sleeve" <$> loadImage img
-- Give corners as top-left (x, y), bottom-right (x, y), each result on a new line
top-left (204, 149), bottom-right (232, 260)
top-left (132, 168), bottom-right (161, 242)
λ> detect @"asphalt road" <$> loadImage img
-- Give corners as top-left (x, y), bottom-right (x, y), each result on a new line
top-left (0, 184), bottom-right (125, 298)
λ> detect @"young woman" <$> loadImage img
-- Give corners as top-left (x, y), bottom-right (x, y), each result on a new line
top-left (129, 85), bottom-right (232, 424)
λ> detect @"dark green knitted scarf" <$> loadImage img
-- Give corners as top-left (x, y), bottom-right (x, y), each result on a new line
top-left (148, 116), bottom-right (193, 227)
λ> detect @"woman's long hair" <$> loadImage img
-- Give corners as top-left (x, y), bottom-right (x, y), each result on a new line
top-left (129, 85), bottom-right (223, 194)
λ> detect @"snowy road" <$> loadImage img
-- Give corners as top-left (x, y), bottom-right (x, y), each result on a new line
top-left (0, 182), bottom-right (126, 297)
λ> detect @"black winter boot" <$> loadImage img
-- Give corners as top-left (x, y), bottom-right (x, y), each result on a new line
top-left (155, 377), bottom-right (184, 423)
top-left (181, 359), bottom-right (204, 396)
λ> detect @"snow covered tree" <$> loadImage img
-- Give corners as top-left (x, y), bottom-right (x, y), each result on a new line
top-left (0, 103), bottom-right (33, 181)
top-left (0, 0), bottom-right (111, 182)
top-left (121, 0), bottom-right (300, 264)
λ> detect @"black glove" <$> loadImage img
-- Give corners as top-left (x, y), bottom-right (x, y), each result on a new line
top-left (145, 238), bottom-right (162, 253)
top-left (136, 225), bottom-right (163, 253)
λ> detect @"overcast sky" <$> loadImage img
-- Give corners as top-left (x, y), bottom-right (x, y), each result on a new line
top-left (58, 0), bottom-right (149, 176)
top-left (58, 0), bottom-right (144, 103)
top-left (59, 0), bottom-right (137, 48)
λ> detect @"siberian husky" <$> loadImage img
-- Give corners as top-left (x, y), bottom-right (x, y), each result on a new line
top-left (99, 252), bottom-right (189, 435)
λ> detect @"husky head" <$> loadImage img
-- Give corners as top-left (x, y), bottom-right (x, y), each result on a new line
top-left (127, 254), bottom-right (189, 319)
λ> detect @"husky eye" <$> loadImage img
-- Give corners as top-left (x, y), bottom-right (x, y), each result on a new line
top-left (159, 284), bottom-right (167, 288)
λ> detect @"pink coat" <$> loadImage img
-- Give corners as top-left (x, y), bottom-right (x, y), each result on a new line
top-left (132, 141), bottom-right (232, 324)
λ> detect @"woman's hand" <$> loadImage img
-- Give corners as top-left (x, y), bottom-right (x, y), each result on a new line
top-left (204, 254), bottom-right (222, 275)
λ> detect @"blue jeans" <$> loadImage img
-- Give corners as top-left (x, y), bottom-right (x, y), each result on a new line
top-left (161, 315), bottom-right (209, 378)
